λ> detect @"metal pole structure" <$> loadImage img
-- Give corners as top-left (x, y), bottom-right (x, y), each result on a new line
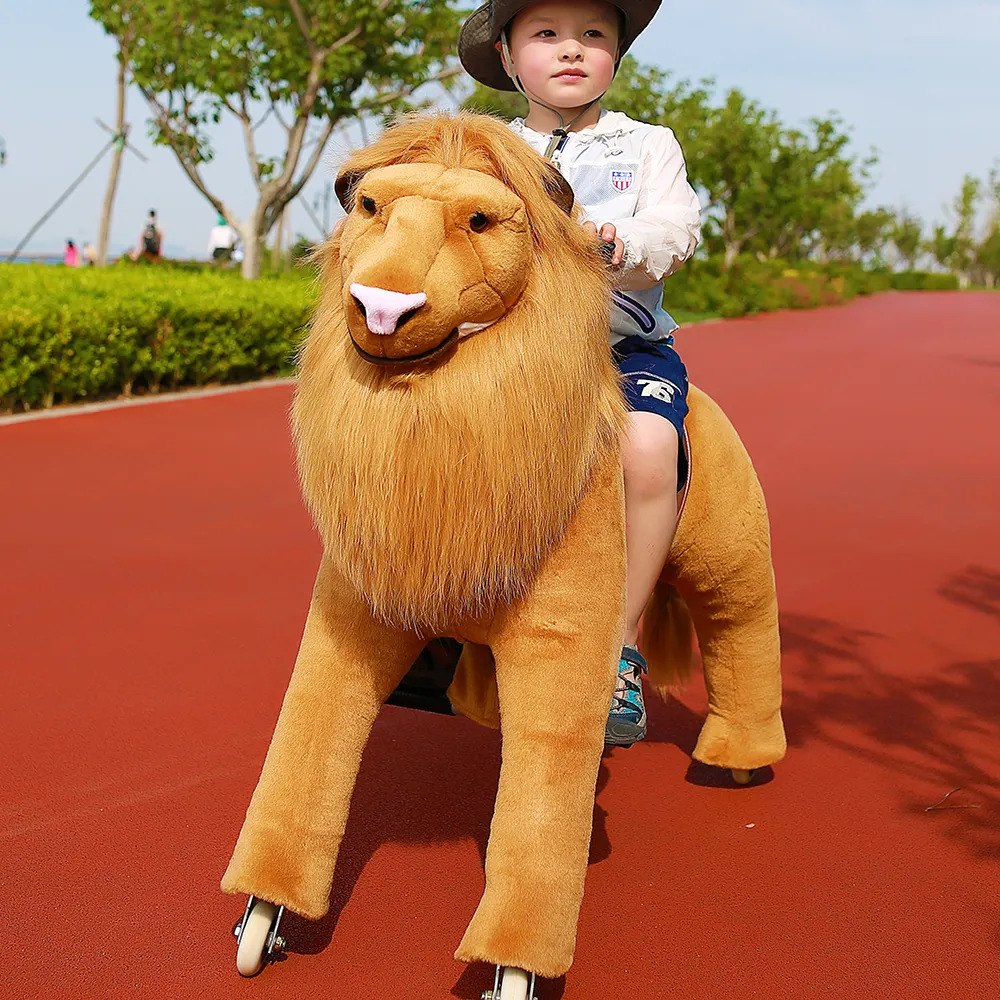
top-left (7, 138), bottom-right (115, 262)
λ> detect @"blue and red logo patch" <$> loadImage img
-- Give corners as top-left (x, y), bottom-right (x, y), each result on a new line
top-left (611, 169), bottom-right (634, 192)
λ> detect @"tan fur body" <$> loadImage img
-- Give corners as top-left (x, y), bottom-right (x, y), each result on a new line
top-left (222, 113), bottom-right (785, 980)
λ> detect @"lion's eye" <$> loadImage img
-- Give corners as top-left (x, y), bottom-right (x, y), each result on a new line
top-left (361, 196), bottom-right (377, 214)
top-left (469, 212), bottom-right (491, 232)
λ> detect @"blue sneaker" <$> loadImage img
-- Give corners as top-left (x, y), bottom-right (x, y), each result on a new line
top-left (605, 646), bottom-right (648, 747)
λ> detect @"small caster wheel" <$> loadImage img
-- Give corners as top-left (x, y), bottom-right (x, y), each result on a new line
top-left (483, 965), bottom-right (537, 1000)
top-left (233, 895), bottom-right (285, 977)
top-left (731, 768), bottom-right (756, 785)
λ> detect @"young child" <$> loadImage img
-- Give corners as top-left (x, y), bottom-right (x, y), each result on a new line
top-left (459, 0), bottom-right (702, 746)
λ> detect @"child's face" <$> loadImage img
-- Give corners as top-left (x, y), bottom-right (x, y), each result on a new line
top-left (499, 1), bottom-right (620, 111)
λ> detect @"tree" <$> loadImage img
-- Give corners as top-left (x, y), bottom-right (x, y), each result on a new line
top-left (90, 2), bottom-right (139, 267)
top-left (927, 224), bottom-right (956, 273)
top-left (851, 208), bottom-right (895, 266)
top-left (972, 164), bottom-right (1000, 287)
top-left (774, 119), bottom-right (872, 262)
top-left (951, 174), bottom-right (980, 287)
top-left (691, 90), bottom-right (780, 267)
top-left (976, 228), bottom-right (1000, 287)
top-left (91, 1), bottom-right (461, 277)
top-left (696, 102), bottom-right (870, 267)
top-left (891, 211), bottom-right (923, 271)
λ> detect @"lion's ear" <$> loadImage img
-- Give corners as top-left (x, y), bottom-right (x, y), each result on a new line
top-left (541, 163), bottom-right (574, 216)
top-left (335, 168), bottom-right (365, 212)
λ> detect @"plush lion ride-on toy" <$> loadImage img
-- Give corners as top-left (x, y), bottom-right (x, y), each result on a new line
top-left (222, 112), bottom-right (786, 992)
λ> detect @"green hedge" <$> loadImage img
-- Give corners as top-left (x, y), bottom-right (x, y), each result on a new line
top-left (0, 257), bottom-right (956, 415)
top-left (0, 266), bottom-right (315, 413)
top-left (664, 256), bottom-right (890, 319)
top-left (888, 271), bottom-right (961, 291)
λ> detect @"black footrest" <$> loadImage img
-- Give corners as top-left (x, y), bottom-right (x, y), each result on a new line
top-left (385, 638), bottom-right (463, 716)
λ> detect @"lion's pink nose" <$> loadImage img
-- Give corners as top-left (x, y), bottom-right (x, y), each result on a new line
top-left (350, 283), bottom-right (427, 336)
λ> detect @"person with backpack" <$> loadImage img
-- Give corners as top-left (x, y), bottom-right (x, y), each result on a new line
top-left (131, 209), bottom-right (163, 262)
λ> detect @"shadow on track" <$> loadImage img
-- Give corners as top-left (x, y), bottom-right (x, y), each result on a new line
top-left (778, 573), bottom-right (1000, 864)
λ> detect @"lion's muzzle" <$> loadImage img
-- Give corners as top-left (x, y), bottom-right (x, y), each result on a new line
top-left (350, 284), bottom-right (428, 337)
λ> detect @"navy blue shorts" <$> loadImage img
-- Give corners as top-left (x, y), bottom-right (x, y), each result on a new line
top-left (612, 335), bottom-right (689, 488)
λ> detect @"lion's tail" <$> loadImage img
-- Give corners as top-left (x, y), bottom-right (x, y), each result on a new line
top-left (641, 579), bottom-right (696, 695)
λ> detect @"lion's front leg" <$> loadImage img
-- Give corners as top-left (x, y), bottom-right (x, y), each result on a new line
top-left (455, 454), bottom-right (626, 979)
top-left (221, 556), bottom-right (423, 919)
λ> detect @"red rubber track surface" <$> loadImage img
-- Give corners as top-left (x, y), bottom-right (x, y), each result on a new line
top-left (2, 292), bottom-right (998, 999)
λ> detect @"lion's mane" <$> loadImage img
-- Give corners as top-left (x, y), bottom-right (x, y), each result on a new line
top-left (294, 113), bottom-right (626, 631)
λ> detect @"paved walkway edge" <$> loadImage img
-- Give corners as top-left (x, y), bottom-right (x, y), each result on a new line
top-left (0, 377), bottom-right (296, 427)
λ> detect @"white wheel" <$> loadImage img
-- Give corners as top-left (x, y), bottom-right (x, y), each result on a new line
top-left (731, 768), bottom-right (754, 785)
top-left (498, 967), bottom-right (532, 1000)
top-left (236, 900), bottom-right (278, 977)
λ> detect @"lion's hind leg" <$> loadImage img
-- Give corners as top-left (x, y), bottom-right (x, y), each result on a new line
top-left (665, 386), bottom-right (786, 772)
top-left (682, 573), bottom-right (786, 771)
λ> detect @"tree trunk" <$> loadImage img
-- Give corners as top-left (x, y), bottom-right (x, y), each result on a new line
top-left (273, 207), bottom-right (284, 274)
top-left (97, 56), bottom-right (128, 267)
top-left (721, 206), bottom-right (742, 271)
top-left (241, 230), bottom-right (263, 279)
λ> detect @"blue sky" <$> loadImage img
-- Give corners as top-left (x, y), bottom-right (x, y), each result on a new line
top-left (2, 0), bottom-right (998, 257)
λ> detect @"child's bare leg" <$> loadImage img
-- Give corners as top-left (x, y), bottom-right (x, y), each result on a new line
top-left (606, 411), bottom-right (680, 746)
top-left (622, 411), bottom-right (680, 645)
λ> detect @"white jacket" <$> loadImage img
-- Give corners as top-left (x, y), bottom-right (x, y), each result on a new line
top-left (509, 110), bottom-right (702, 344)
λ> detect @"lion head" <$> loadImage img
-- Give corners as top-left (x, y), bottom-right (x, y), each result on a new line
top-left (294, 113), bottom-right (625, 631)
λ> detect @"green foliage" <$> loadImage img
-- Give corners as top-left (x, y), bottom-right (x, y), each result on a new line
top-left (462, 82), bottom-right (527, 120)
top-left (972, 162), bottom-right (1000, 287)
top-left (696, 103), bottom-right (873, 265)
top-left (891, 212), bottom-right (924, 270)
top-left (927, 225), bottom-right (957, 271)
top-left (663, 257), bottom-right (889, 318)
top-left (976, 228), bottom-right (1000, 286)
top-left (89, 1), bottom-right (463, 277)
top-left (105, 0), bottom-right (462, 161)
top-left (0, 266), bottom-right (315, 413)
top-left (887, 271), bottom-right (960, 291)
top-left (918, 165), bottom-right (1000, 287)
top-left (2, 246), bottom-right (972, 414)
top-left (851, 208), bottom-right (896, 264)
top-left (951, 174), bottom-right (981, 283)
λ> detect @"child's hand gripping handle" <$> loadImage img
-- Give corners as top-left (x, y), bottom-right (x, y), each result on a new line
top-left (583, 220), bottom-right (625, 268)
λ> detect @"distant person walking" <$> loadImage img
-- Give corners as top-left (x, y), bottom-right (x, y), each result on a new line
top-left (63, 240), bottom-right (80, 267)
top-left (208, 213), bottom-right (238, 264)
top-left (131, 209), bottom-right (163, 262)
